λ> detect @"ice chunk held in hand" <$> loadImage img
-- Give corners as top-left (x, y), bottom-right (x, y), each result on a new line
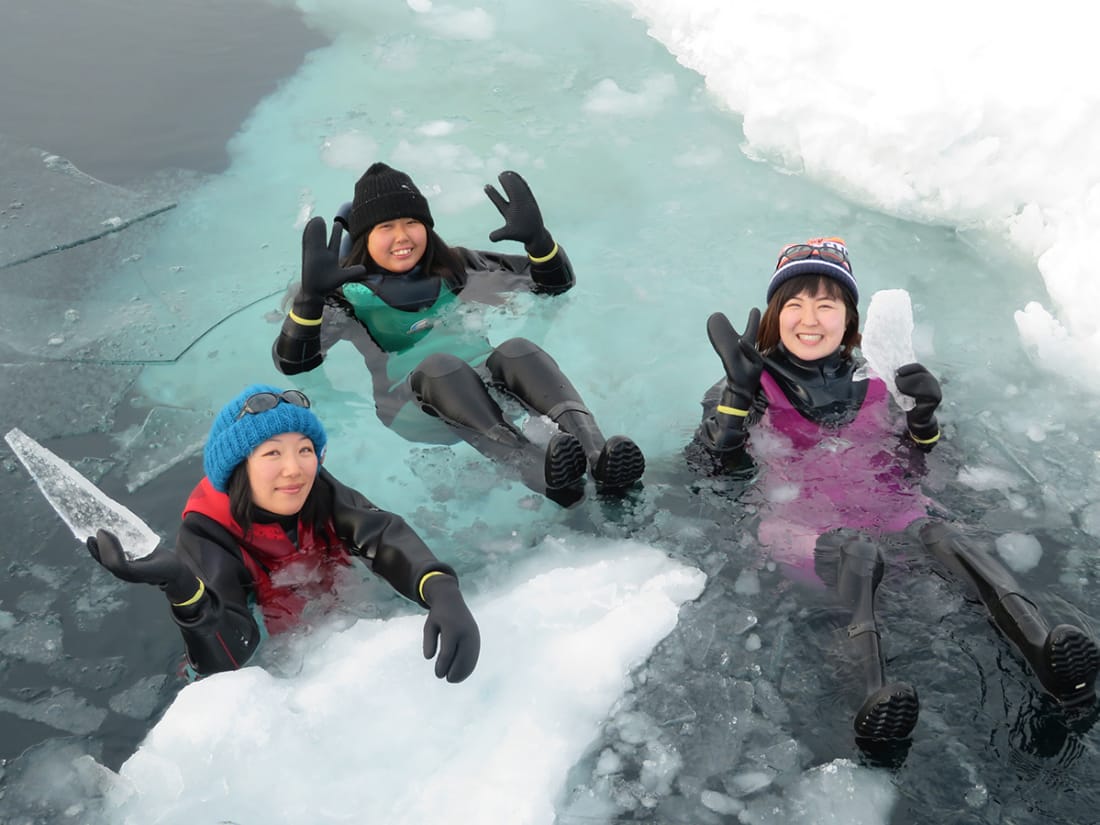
top-left (858, 289), bottom-right (917, 411)
top-left (4, 428), bottom-right (160, 559)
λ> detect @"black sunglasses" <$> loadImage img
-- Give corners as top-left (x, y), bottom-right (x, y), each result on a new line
top-left (235, 390), bottom-right (311, 420)
top-left (776, 239), bottom-right (851, 272)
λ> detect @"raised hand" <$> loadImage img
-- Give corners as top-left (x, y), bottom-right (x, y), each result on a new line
top-left (296, 216), bottom-right (367, 316)
top-left (421, 574), bottom-right (480, 683)
top-left (484, 171), bottom-right (554, 257)
top-left (86, 529), bottom-right (201, 604)
top-left (707, 309), bottom-right (764, 411)
top-left (895, 362), bottom-right (941, 443)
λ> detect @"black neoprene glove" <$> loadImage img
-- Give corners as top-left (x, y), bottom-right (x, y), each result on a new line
top-left (484, 171), bottom-right (555, 259)
top-left (421, 574), bottom-right (480, 683)
top-left (895, 362), bottom-right (942, 444)
top-left (86, 529), bottom-right (202, 605)
top-left (294, 216), bottom-right (367, 319)
top-left (707, 309), bottom-right (764, 418)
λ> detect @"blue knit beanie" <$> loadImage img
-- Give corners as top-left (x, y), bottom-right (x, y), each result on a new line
top-left (203, 384), bottom-right (328, 492)
top-left (766, 236), bottom-right (859, 304)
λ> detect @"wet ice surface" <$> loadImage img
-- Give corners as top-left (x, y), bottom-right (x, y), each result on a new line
top-left (0, 135), bottom-right (175, 270)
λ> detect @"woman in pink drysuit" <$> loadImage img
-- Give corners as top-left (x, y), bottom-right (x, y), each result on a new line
top-left (691, 237), bottom-right (1099, 751)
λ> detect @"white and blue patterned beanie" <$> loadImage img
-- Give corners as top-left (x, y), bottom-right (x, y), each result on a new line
top-left (767, 236), bottom-right (859, 304)
top-left (203, 383), bottom-right (327, 493)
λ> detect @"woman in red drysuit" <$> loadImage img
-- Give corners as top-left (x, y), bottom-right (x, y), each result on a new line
top-left (87, 383), bottom-right (480, 682)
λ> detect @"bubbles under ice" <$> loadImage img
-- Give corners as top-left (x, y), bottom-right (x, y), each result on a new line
top-left (0, 615), bottom-right (64, 665)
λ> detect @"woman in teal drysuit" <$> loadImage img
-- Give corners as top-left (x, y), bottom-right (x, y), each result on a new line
top-left (273, 163), bottom-right (644, 505)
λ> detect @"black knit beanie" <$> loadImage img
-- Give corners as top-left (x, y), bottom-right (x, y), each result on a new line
top-left (347, 162), bottom-right (434, 241)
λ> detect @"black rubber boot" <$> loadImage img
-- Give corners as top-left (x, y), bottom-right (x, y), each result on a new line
top-left (485, 338), bottom-right (645, 490)
top-left (817, 536), bottom-right (920, 745)
top-left (919, 520), bottom-right (1099, 706)
top-left (410, 353), bottom-right (586, 499)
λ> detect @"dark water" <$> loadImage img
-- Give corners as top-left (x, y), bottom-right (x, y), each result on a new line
top-left (0, 0), bottom-right (326, 186)
top-left (0, 0), bottom-right (325, 790)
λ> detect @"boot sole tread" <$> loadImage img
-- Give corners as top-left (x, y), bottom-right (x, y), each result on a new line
top-left (854, 682), bottom-right (919, 742)
top-left (595, 436), bottom-right (646, 489)
top-left (1045, 624), bottom-right (1100, 705)
top-left (545, 433), bottom-right (588, 490)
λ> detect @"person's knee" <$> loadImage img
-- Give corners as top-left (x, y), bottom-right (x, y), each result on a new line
top-left (409, 353), bottom-right (473, 403)
top-left (487, 337), bottom-right (553, 377)
top-left (492, 337), bottom-right (545, 360)
top-left (917, 519), bottom-right (953, 548)
top-left (412, 352), bottom-right (468, 381)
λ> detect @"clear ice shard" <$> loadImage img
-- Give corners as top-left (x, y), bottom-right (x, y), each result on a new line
top-left (858, 288), bottom-right (917, 411)
top-left (5, 427), bottom-right (160, 559)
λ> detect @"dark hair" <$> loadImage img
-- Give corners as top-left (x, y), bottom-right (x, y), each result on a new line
top-left (342, 225), bottom-right (467, 291)
top-left (226, 460), bottom-right (325, 537)
top-left (756, 274), bottom-right (861, 359)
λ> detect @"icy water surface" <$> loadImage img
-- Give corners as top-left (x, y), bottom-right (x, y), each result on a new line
top-left (2, 1), bottom-right (1099, 824)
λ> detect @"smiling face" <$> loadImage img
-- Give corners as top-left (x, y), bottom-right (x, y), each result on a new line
top-left (777, 285), bottom-right (849, 361)
top-left (366, 217), bottom-right (428, 273)
top-left (245, 432), bottom-right (319, 516)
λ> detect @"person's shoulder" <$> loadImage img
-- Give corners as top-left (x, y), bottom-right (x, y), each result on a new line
top-left (178, 510), bottom-right (243, 560)
top-left (459, 245), bottom-right (517, 267)
top-left (181, 477), bottom-right (228, 520)
top-left (317, 467), bottom-right (376, 511)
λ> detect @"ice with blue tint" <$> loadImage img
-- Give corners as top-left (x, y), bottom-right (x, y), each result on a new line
top-left (3, 1), bottom-right (1100, 824)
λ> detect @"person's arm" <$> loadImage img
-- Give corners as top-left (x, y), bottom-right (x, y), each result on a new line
top-left (273, 298), bottom-right (360, 375)
top-left (695, 380), bottom-right (758, 455)
top-left (322, 469), bottom-right (479, 682)
top-left (483, 171), bottom-right (574, 295)
top-left (170, 514), bottom-right (264, 674)
top-left (321, 469), bottom-right (454, 600)
top-left (528, 244), bottom-right (574, 295)
top-left (694, 309), bottom-right (765, 470)
top-left (895, 363), bottom-right (942, 451)
top-left (86, 521), bottom-right (261, 676)
top-left (273, 216), bottom-right (367, 374)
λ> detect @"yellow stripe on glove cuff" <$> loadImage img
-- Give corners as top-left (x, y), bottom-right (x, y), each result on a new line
top-left (172, 579), bottom-right (206, 607)
top-left (288, 310), bottom-right (323, 326)
top-left (909, 429), bottom-right (941, 445)
top-left (716, 404), bottom-right (750, 417)
top-left (528, 243), bottom-right (559, 264)
top-left (418, 570), bottom-right (447, 603)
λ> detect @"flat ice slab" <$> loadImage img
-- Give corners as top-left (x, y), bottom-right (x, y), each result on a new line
top-left (1, 134), bottom-right (175, 270)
